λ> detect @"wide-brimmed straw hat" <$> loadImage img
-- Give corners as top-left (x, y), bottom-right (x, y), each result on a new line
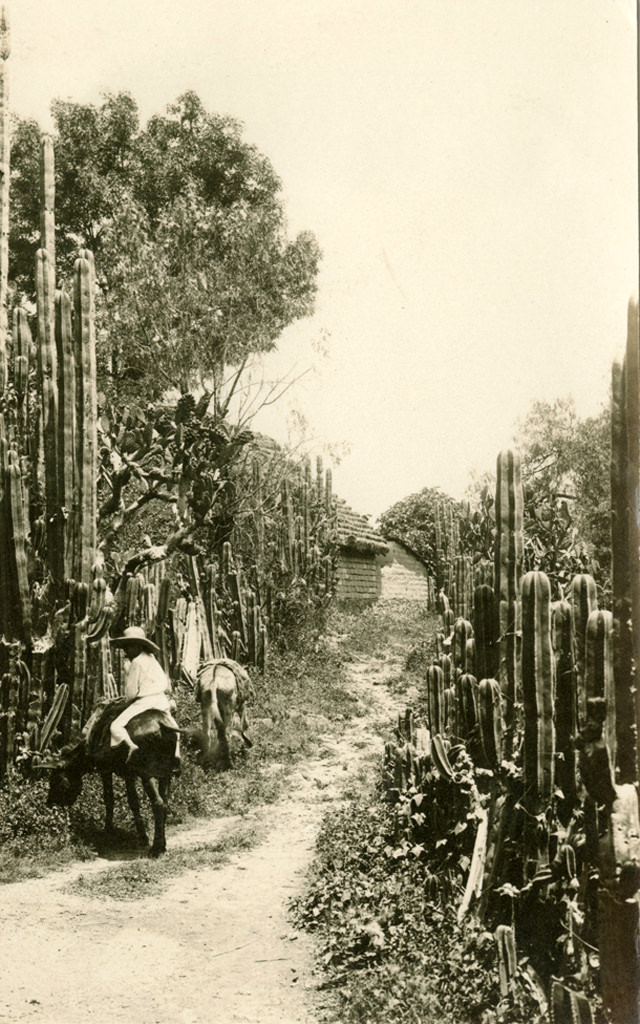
top-left (109, 625), bottom-right (160, 656)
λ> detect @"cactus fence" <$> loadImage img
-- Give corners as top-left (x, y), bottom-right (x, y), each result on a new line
top-left (385, 301), bottom-right (640, 1024)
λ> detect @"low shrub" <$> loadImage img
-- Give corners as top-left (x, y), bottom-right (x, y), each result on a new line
top-left (0, 770), bottom-right (72, 852)
top-left (292, 795), bottom-right (542, 1024)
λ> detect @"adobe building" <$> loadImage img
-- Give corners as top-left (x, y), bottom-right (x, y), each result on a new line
top-left (334, 500), bottom-right (388, 604)
top-left (380, 538), bottom-right (433, 601)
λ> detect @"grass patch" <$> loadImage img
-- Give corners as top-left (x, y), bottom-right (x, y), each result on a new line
top-left (66, 822), bottom-right (258, 901)
top-left (332, 600), bottom-right (438, 666)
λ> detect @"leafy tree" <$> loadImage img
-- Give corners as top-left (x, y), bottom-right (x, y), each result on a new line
top-left (377, 486), bottom-right (459, 574)
top-left (10, 90), bottom-right (321, 401)
top-left (460, 397), bottom-right (612, 598)
top-left (513, 396), bottom-right (611, 590)
top-left (8, 90), bottom-right (322, 576)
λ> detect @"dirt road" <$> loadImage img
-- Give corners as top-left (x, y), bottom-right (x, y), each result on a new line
top-left (0, 652), bottom-right (411, 1024)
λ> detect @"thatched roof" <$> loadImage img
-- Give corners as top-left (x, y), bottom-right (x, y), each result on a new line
top-left (335, 500), bottom-right (388, 556)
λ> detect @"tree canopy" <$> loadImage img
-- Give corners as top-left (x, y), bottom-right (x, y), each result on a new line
top-left (8, 90), bottom-right (322, 567)
top-left (10, 90), bottom-right (321, 401)
top-left (377, 486), bottom-right (459, 574)
top-left (512, 395), bottom-right (611, 586)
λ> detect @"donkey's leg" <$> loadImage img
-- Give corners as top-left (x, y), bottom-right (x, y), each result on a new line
top-left (101, 771), bottom-right (115, 833)
top-left (141, 776), bottom-right (167, 857)
top-left (215, 714), bottom-right (231, 768)
top-left (201, 693), bottom-right (213, 765)
top-left (124, 773), bottom-right (149, 846)
top-left (159, 777), bottom-right (171, 834)
top-left (216, 692), bottom-right (234, 769)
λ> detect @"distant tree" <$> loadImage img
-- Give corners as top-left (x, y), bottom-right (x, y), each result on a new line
top-left (461, 398), bottom-right (611, 597)
top-left (377, 486), bottom-right (459, 574)
top-left (513, 396), bottom-right (611, 589)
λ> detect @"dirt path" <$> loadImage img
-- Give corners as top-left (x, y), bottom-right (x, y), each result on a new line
top-left (0, 651), bottom-right (414, 1024)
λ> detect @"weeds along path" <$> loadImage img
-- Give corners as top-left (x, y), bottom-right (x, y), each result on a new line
top-left (0, 644), bottom-right (414, 1024)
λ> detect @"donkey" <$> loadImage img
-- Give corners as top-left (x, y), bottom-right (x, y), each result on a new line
top-left (195, 659), bottom-right (253, 768)
top-left (47, 707), bottom-right (180, 857)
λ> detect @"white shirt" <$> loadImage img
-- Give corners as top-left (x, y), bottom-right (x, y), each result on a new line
top-left (124, 652), bottom-right (171, 702)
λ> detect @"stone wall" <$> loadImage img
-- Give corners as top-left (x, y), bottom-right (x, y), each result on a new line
top-left (335, 551), bottom-right (381, 604)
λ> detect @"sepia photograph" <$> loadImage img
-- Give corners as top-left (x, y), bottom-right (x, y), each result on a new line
top-left (0, 2), bottom-right (638, 1022)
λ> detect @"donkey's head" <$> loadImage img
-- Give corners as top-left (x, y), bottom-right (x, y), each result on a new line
top-left (47, 763), bottom-right (84, 807)
top-left (46, 746), bottom-right (87, 807)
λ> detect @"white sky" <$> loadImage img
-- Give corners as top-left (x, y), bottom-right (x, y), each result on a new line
top-left (8, 0), bottom-right (639, 520)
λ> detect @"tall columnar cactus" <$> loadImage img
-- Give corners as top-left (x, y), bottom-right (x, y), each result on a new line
top-left (444, 685), bottom-right (457, 736)
top-left (455, 555), bottom-right (473, 619)
top-left (551, 599), bottom-right (578, 815)
top-left (426, 664), bottom-right (445, 736)
top-left (570, 573), bottom-right (598, 730)
top-left (585, 609), bottom-right (616, 769)
top-left (12, 308), bottom-right (31, 442)
top-left (494, 450), bottom-right (524, 749)
top-left (474, 584), bottom-right (497, 681)
top-left (39, 135), bottom-right (55, 265)
top-left (55, 289), bottom-right (75, 581)
top-left (0, 418), bottom-right (12, 638)
top-left (521, 570), bottom-right (555, 873)
top-left (35, 246), bottom-right (62, 589)
top-left (456, 672), bottom-right (479, 743)
top-left (324, 467), bottom-right (332, 514)
top-left (0, 6), bottom-right (8, 390)
top-left (610, 297), bottom-right (640, 785)
top-left (72, 253), bottom-right (98, 584)
top-left (478, 677), bottom-right (503, 769)
top-left (252, 458), bottom-right (264, 562)
top-left (452, 617), bottom-right (473, 673)
top-left (441, 651), bottom-right (453, 689)
top-left (3, 445), bottom-right (31, 641)
top-left (465, 637), bottom-right (476, 678)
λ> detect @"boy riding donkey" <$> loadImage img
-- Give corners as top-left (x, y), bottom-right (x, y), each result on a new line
top-left (83, 626), bottom-right (180, 765)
